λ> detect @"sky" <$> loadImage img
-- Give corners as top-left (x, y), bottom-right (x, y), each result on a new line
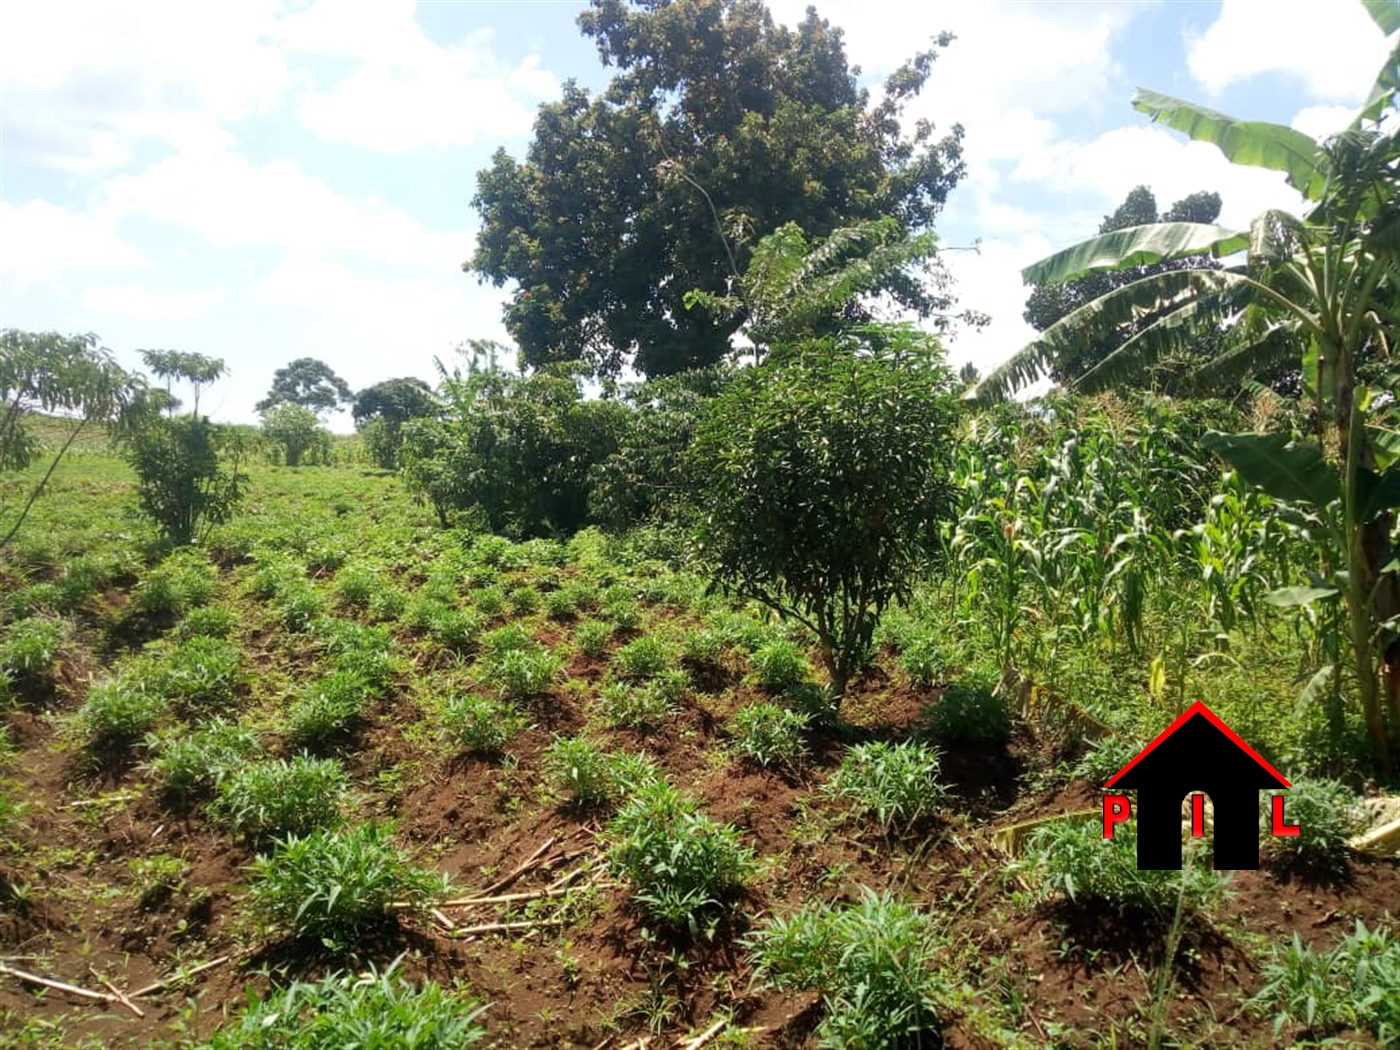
top-left (0, 1), bottom-right (1394, 430)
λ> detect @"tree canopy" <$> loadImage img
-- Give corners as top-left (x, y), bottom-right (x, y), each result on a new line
top-left (139, 350), bottom-right (226, 417)
top-left (256, 358), bottom-right (352, 416)
top-left (467, 0), bottom-right (965, 379)
top-left (351, 378), bottom-right (439, 429)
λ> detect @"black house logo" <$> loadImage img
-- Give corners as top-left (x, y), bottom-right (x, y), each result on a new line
top-left (1101, 701), bottom-right (1296, 870)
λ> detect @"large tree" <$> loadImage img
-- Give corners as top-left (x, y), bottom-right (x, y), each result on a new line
top-left (1022, 185), bottom-right (1223, 388)
top-left (467, 0), bottom-right (965, 378)
top-left (256, 358), bottom-right (352, 416)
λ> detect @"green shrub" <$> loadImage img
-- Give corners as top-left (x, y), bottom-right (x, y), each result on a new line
top-left (157, 636), bottom-right (243, 716)
top-left (606, 779), bottom-right (756, 938)
top-left (602, 593), bottom-right (641, 631)
top-left (899, 634), bottom-right (947, 689)
top-left (144, 718), bottom-right (260, 803)
top-left (680, 627), bottom-right (727, 665)
top-left (125, 415), bottom-right (246, 545)
top-left (825, 741), bottom-right (945, 838)
top-left (277, 582), bottom-right (326, 633)
top-left (574, 619), bottom-right (614, 659)
top-left (493, 646), bottom-right (563, 701)
top-left (285, 673), bottom-right (372, 750)
top-left (249, 822), bottom-right (449, 951)
top-left (1013, 817), bottom-right (1228, 923)
top-left (176, 603), bottom-right (239, 640)
top-left (1073, 736), bottom-right (1139, 786)
top-left (323, 621), bottom-right (398, 691)
top-left (730, 703), bottom-right (809, 771)
top-left (472, 584), bottom-right (506, 618)
top-left (596, 681), bottom-right (672, 732)
top-left (79, 679), bottom-right (168, 751)
top-left (1260, 779), bottom-right (1364, 872)
top-left (0, 615), bottom-right (67, 697)
top-left (250, 555), bottom-right (303, 601)
top-left (542, 737), bottom-right (657, 811)
top-left (424, 606), bottom-right (480, 653)
top-left (370, 585), bottom-right (408, 621)
top-left (211, 756), bottom-right (351, 842)
top-left (926, 679), bottom-right (1011, 746)
top-left (441, 694), bottom-right (529, 756)
top-left (543, 588), bottom-right (576, 621)
top-left (507, 585), bottom-right (541, 615)
top-left (614, 634), bottom-right (675, 681)
top-left (132, 552), bottom-right (219, 618)
top-left (334, 564), bottom-right (381, 608)
top-left (1247, 921), bottom-right (1399, 1044)
top-left (749, 889), bottom-right (950, 1047)
top-left (480, 623), bottom-right (533, 659)
top-left (749, 640), bottom-right (813, 692)
top-left (197, 961), bottom-right (487, 1049)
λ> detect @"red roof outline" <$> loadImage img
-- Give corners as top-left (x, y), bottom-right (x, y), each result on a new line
top-left (1105, 700), bottom-right (1291, 789)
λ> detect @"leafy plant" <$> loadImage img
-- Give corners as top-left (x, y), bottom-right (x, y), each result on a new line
top-left (606, 779), bottom-right (756, 938)
top-left (285, 672), bottom-right (372, 750)
top-left (124, 415), bottom-right (247, 545)
top-left (0, 615), bottom-right (67, 698)
top-left (596, 681), bottom-right (672, 732)
top-left (177, 603), bottom-right (239, 640)
top-left (1260, 778), bottom-right (1364, 872)
top-left (925, 679), bottom-right (1012, 746)
top-left (748, 640), bottom-right (813, 692)
top-left (899, 633), bottom-right (947, 689)
top-left (614, 634), bottom-right (676, 682)
top-left (574, 619), bottom-right (615, 659)
top-left (260, 402), bottom-right (331, 468)
top-left (440, 693), bottom-right (529, 756)
top-left (78, 678), bottom-right (168, 752)
top-left (730, 703), bottom-right (810, 772)
top-left (197, 959), bottom-right (487, 1049)
top-left (749, 889), bottom-right (950, 1047)
top-left (1247, 920), bottom-right (1399, 1044)
top-left (156, 635), bottom-right (244, 716)
top-left (144, 718), bottom-right (260, 804)
top-left (825, 741), bottom-right (946, 838)
top-left (542, 737), bottom-right (657, 811)
top-left (133, 551), bottom-right (218, 617)
top-left (248, 822), bottom-right (449, 951)
top-left (492, 645), bottom-right (563, 701)
top-left (210, 756), bottom-right (351, 843)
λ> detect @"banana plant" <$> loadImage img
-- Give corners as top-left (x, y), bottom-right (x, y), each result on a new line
top-left (973, 3), bottom-right (1400, 764)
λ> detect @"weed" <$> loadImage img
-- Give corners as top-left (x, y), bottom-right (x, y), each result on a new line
top-left (508, 584), bottom-right (541, 615)
top-left (176, 603), bottom-right (239, 640)
top-left (285, 672), bottom-right (372, 750)
top-left (606, 779), bottom-right (756, 938)
top-left (730, 703), bottom-right (809, 772)
top-left (79, 678), bottom-right (168, 752)
top-left (132, 551), bottom-right (219, 618)
top-left (493, 646), bottom-right (563, 701)
top-left (825, 740), bottom-right (946, 837)
top-left (1260, 779), bottom-right (1364, 873)
top-left (248, 823), bottom-right (451, 951)
top-left (542, 736), bottom-right (657, 811)
top-left (925, 678), bottom-right (1011, 746)
top-left (334, 563), bottom-right (382, 608)
top-left (749, 889), bottom-right (950, 1046)
top-left (900, 633), bottom-right (947, 689)
top-left (157, 635), bottom-right (244, 716)
top-left (210, 756), bottom-right (351, 842)
top-left (441, 693), bottom-right (529, 756)
top-left (574, 619), bottom-right (615, 659)
top-left (144, 718), bottom-right (261, 804)
top-left (0, 615), bottom-right (67, 698)
top-left (473, 585), bottom-right (506, 618)
top-left (749, 640), bottom-right (812, 692)
top-left (615, 634), bottom-right (676, 681)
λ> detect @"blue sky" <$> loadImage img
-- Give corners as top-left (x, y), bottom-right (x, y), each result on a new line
top-left (1, 1), bottom-right (1393, 429)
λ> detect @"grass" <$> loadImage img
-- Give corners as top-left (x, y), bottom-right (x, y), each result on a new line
top-left (210, 755), bottom-right (352, 843)
top-left (824, 740), bottom-right (946, 838)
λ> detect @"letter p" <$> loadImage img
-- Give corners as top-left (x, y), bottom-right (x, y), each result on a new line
top-left (1102, 794), bottom-right (1131, 839)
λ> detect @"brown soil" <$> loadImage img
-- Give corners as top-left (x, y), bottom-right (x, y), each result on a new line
top-left (2, 665), bottom-right (1397, 1049)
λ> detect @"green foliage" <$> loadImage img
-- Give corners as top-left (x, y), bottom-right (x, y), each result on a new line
top-left (692, 329), bottom-right (960, 703)
top-left (178, 601), bottom-right (238, 639)
top-left (139, 349), bottom-right (226, 416)
top-left (606, 779), bottom-right (756, 938)
top-left (748, 640), bottom-right (813, 692)
top-left (749, 889), bottom-right (950, 1047)
top-left (729, 703), bottom-right (809, 772)
top-left (1014, 817), bottom-right (1228, 922)
top-left (574, 619), bottom-right (615, 659)
top-left (898, 633), bottom-right (947, 689)
top-left (133, 551), bottom-right (219, 617)
top-left (352, 377), bottom-right (439, 470)
top-left (1260, 779), bottom-right (1364, 871)
top-left (440, 693), bottom-right (529, 756)
top-left (491, 644), bottom-right (563, 702)
top-left (542, 736), bottom-right (657, 811)
top-left (248, 822), bottom-right (450, 951)
top-left (0, 615), bottom-right (67, 697)
top-left (596, 680), bottom-right (674, 732)
top-left (156, 635), bottom-right (244, 716)
top-left (144, 718), bottom-right (260, 804)
top-left (468, 3), bottom-right (964, 377)
top-left (1247, 921), bottom-right (1399, 1044)
top-left (285, 672), bottom-right (372, 750)
top-left (261, 403), bottom-right (330, 468)
top-left (825, 741), bottom-right (946, 838)
top-left (78, 678), bottom-right (168, 752)
top-left (926, 678), bottom-right (1012, 746)
top-left (124, 415), bottom-right (247, 545)
top-left (614, 633), bottom-right (676, 681)
top-left (256, 357), bottom-right (352, 416)
top-left (198, 961), bottom-right (487, 1049)
top-left (210, 756), bottom-right (351, 843)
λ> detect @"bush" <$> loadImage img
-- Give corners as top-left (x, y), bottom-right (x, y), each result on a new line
top-left (925, 679), bottom-right (1011, 746)
top-left (507, 584), bottom-right (541, 615)
top-left (1247, 921), bottom-right (1399, 1044)
top-left (542, 737), bottom-right (657, 811)
top-left (606, 779), bottom-right (756, 938)
top-left (144, 718), bottom-right (260, 804)
top-left (1260, 779), bottom-right (1364, 872)
top-left (133, 552), bottom-right (219, 617)
top-left (0, 615), bottom-right (67, 698)
top-left (596, 681), bottom-right (673, 732)
top-left (574, 619), bottom-right (615, 659)
top-left (177, 603), bottom-right (239, 640)
top-left (285, 672), bottom-right (372, 750)
top-left (748, 639), bottom-right (812, 692)
top-left (211, 756), bottom-right (351, 842)
top-left (493, 646), bottom-right (563, 701)
top-left (78, 679), bottom-right (167, 751)
top-left (125, 415), bottom-right (246, 545)
top-left (1073, 735), bottom-right (1139, 786)
top-left (248, 822), bottom-right (450, 951)
top-left (199, 961), bottom-right (487, 1049)
top-left (323, 620), bottom-right (399, 690)
top-left (424, 606), bottom-right (480, 653)
top-left (543, 588), bottom-right (576, 621)
top-left (156, 635), bottom-right (243, 716)
top-left (825, 741), bottom-right (945, 838)
top-left (690, 330), bottom-right (960, 704)
top-left (441, 694), bottom-right (529, 756)
top-left (614, 634), bottom-right (675, 681)
top-left (899, 633), bottom-right (947, 689)
top-left (1013, 816), bottom-right (1228, 923)
top-left (334, 563), bottom-right (382, 608)
top-left (749, 889), bottom-right (950, 1046)
top-left (730, 703), bottom-right (809, 771)
top-left (260, 403), bottom-right (329, 468)
top-left (276, 582), bottom-right (326, 633)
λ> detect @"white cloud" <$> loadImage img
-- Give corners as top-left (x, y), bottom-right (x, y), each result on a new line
top-left (81, 284), bottom-right (227, 321)
top-left (1187, 0), bottom-right (1393, 103)
top-left (1290, 105), bottom-right (1358, 140)
top-left (944, 233), bottom-right (1053, 376)
top-left (0, 199), bottom-right (148, 288)
top-left (99, 149), bottom-right (473, 269)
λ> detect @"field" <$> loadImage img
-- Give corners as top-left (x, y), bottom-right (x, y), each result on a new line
top-left (1, 431), bottom-right (1397, 1050)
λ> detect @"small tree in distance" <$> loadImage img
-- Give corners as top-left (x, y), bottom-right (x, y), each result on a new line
top-left (352, 377), bottom-right (439, 470)
top-left (690, 324), bottom-right (961, 717)
top-left (256, 358), bottom-right (352, 416)
top-left (261, 403), bottom-right (328, 468)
